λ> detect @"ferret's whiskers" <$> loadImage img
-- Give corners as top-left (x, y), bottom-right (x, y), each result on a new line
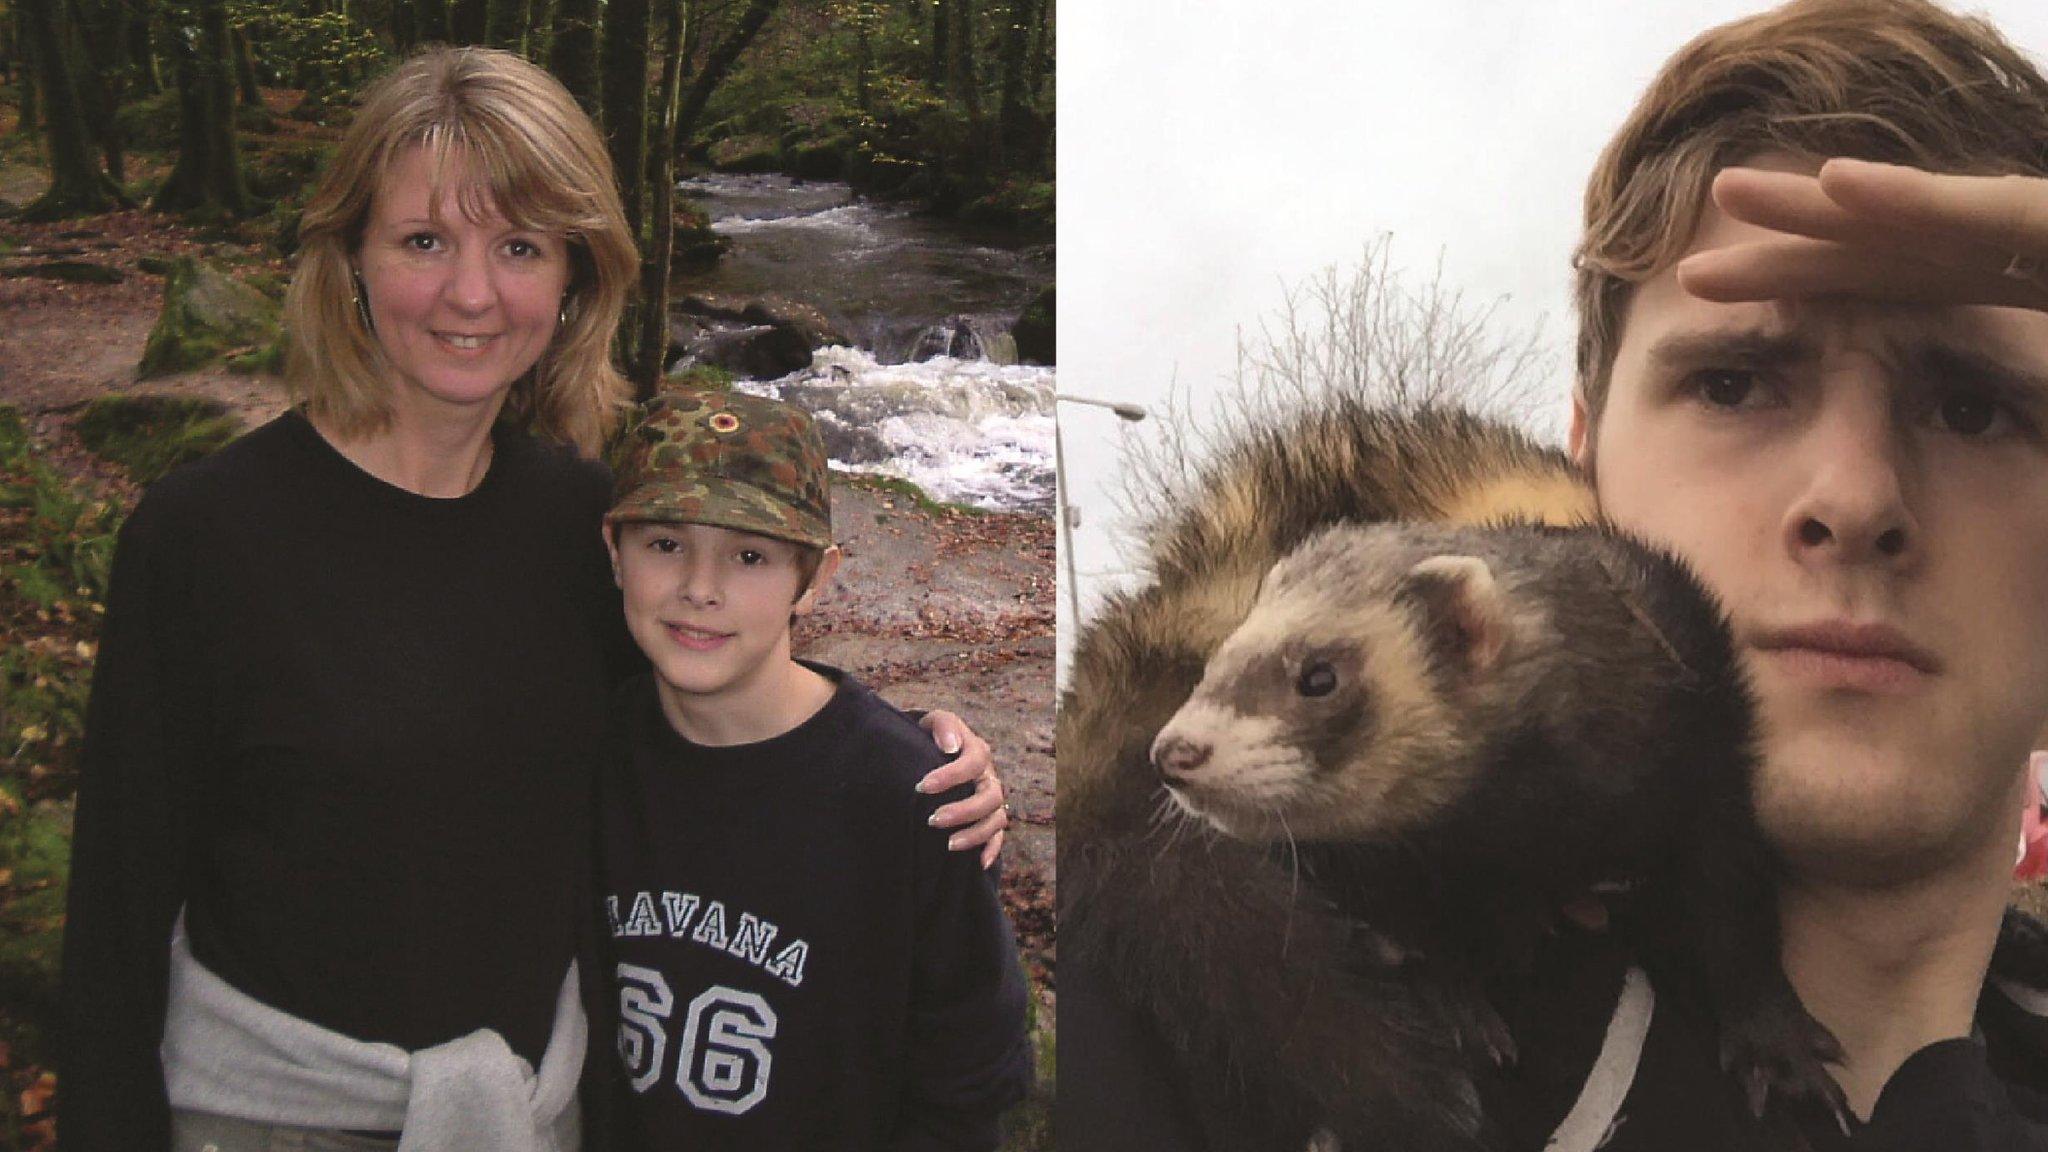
top-left (1277, 806), bottom-right (1303, 959)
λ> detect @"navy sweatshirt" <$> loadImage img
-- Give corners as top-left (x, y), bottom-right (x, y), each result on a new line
top-left (594, 668), bottom-right (1032, 1151)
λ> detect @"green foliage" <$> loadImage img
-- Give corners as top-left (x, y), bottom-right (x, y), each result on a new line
top-left (224, 0), bottom-right (387, 121)
top-left (227, 337), bottom-right (288, 376)
top-left (245, 141), bottom-right (334, 202)
top-left (694, 0), bottom-right (1053, 218)
top-left (665, 364), bottom-right (738, 392)
top-left (73, 396), bottom-right (242, 486)
top-left (845, 471), bottom-right (986, 518)
top-left (0, 790), bottom-right (71, 1036)
top-left (0, 405), bottom-right (119, 807)
top-left (114, 89), bottom-right (184, 154)
top-left (997, 1003), bottom-right (1055, 1151)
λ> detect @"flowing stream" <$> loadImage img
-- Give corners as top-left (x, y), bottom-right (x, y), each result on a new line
top-left (672, 174), bottom-right (1055, 513)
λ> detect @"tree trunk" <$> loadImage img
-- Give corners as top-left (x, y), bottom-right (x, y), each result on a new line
top-left (484, 0), bottom-right (528, 51)
top-left (416, 0), bottom-right (450, 44)
top-left (947, 0), bottom-right (975, 113)
top-left (1026, 0), bottom-right (1048, 103)
top-left (633, 0), bottom-right (687, 398)
top-left (547, 0), bottom-right (600, 115)
top-left (449, 0), bottom-right (487, 44)
top-left (66, 0), bottom-right (126, 185)
top-left (995, 0), bottom-right (1031, 169)
top-left (128, 5), bottom-right (161, 94)
top-left (525, 0), bottom-right (555, 60)
top-left (232, 25), bottom-right (260, 106)
top-left (152, 0), bottom-right (253, 218)
top-left (18, 0), bottom-right (123, 219)
top-left (928, 0), bottom-right (947, 90)
top-left (391, 0), bottom-right (419, 52)
top-left (16, 4), bottom-right (40, 135)
top-left (670, 0), bottom-right (776, 148)
top-left (599, 0), bottom-right (650, 238)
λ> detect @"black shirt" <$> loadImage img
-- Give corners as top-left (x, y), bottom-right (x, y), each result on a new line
top-left (594, 669), bottom-right (1032, 1151)
top-left (58, 410), bottom-right (629, 1151)
top-left (1061, 925), bottom-right (2048, 1152)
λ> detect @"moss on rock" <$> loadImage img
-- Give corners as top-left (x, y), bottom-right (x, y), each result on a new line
top-left (74, 395), bottom-right (243, 484)
top-left (138, 257), bottom-right (282, 379)
top-left (1012, 284), bottom-right (1054, 366)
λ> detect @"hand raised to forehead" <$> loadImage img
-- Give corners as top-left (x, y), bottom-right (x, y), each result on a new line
top-left (1676, 159), bottom-right (2048, 312)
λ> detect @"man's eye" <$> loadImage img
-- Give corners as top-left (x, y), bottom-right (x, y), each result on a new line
top-left (1691, 369), bottom-right (1762, 409)
top-left (647, 536), bottom-right (680, 554)
top-left (737, 550), bottom-right (766, 565)
top-left (1932, 389), bottom-right (2009, 438)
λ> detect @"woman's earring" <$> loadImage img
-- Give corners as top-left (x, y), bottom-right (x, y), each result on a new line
top-left (558, 298), bottom-right (570, 329)
top-left (352, 270), bottom-right (375, 333)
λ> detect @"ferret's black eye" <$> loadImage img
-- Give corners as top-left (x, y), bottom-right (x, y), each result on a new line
top-left (1297, 659), bottom-right (1338, 698)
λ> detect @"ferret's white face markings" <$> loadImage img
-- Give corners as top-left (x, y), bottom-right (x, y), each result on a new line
top-left (1589, 158), bottom-right (2048, 882)
top-left (1153, 532), bottom-right (1493, 842)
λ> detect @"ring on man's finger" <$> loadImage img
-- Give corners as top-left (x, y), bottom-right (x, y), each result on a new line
top-left (2002, 251), bottom-right (2045, 285)
top-left (1002, 803), bottom-right (1015, 819)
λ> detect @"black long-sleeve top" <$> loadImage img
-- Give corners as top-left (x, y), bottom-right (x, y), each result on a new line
top-left (57, 410), bottom-right (631, 1150)
top-left (1060, 922), bottom-right (2048, 1152)
top-left (593, 669), bottom-right (1033, 1151)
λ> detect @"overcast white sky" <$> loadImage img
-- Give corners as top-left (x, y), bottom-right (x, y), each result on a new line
top-left (1054, 0), bottom-right (2048, 668)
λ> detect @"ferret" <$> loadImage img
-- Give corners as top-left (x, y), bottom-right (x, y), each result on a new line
top-left (1152, 519), bottom-right (1843, 1128)
top-left (1057, 403), bottom-right (1835, 1151)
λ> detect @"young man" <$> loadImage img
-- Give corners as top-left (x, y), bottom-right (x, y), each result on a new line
top-left (593, 388), bottom-right (1033, 1150)
top-left (1062, 1), bottom-right (2048, 1148)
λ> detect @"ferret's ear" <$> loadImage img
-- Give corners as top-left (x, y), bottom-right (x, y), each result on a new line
top-left (1400, 554), bottom-right (1507, 679)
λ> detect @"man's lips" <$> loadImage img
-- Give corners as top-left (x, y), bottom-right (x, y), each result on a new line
top-left (1748, 621), bottom-right (1940, 692)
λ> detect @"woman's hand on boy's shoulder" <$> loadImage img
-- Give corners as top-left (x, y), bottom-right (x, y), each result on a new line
top-left (917, 710), bottom-right (1009, 869)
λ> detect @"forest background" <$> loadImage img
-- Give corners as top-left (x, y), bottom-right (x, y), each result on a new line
top-left (0, 0), bottom-right (1055, 1145)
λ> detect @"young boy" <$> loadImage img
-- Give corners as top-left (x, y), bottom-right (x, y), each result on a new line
top-left (593, 388), bottom-right (1033, 1150)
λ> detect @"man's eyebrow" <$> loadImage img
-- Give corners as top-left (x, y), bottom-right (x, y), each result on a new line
top-left (1909, 342), bottom-right (2048, 398)
top-left (1646, 329), bottom-right (1818, 369)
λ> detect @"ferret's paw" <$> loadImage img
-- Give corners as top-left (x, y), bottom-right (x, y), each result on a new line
top-left (1719, 1004), bottom-right (1847, 1127)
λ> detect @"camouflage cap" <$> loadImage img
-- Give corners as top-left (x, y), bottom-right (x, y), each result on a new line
top-left (608, 387), bottom-right (832, 549)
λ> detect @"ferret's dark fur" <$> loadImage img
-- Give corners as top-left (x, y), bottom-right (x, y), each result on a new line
top-left (1056, 403), bottom-right (1839, 1151)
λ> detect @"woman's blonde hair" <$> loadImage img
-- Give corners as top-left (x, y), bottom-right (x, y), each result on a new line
top-left (1573, 0), bottom-right (2048, 424)
top-left (285, 46), bottom-right (638, 455)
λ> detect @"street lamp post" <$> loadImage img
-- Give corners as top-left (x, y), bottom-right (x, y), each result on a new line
top-left (1054, 393), bottom-right (1148, 632)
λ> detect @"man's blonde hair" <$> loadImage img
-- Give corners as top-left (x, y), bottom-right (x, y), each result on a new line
top-left (1574, 0), bottom-right (2048, 423)
top-left (284, 46), bottom-right (638, 455)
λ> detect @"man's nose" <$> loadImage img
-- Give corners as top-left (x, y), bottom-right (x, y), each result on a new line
top-left (1781, 398), bottom-right (1917, 568)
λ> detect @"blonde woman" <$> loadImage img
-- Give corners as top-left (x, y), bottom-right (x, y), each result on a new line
top-left (57, 47), bottom-right (1005, 1152)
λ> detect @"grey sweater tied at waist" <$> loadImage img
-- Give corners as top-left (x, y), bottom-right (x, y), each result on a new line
top-left (160, 915), bottom-right (584, 1152)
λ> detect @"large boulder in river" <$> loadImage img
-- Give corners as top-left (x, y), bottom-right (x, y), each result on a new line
top-left (671, 295), bottom-right (851, 380)
top-left (139, 257), bottom-right (281, 379)
top-left (693, 324), bottom-right (814, 380)
top-left (1012, 284), bottom-right (1054, 365)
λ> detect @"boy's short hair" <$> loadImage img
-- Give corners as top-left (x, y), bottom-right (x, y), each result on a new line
top-left (608, 388), bottom-right (834, 550)
top-left (1573, 0), bottom-right (2048, 423)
